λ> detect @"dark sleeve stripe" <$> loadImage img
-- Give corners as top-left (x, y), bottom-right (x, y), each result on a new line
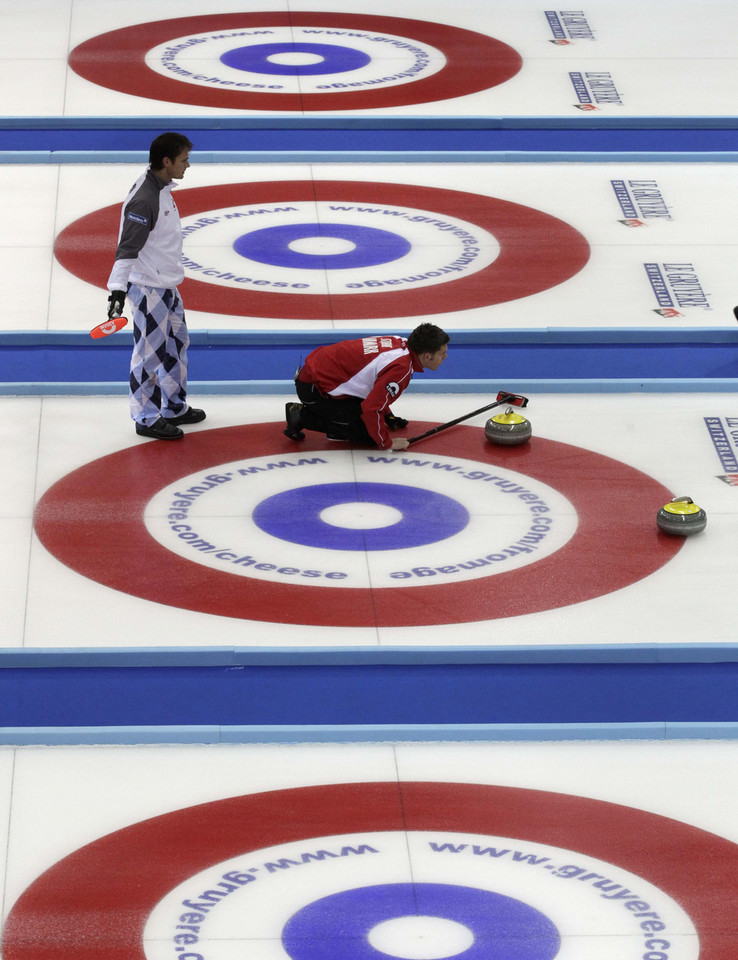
top-left (114, 177), bottom-right (160, 262)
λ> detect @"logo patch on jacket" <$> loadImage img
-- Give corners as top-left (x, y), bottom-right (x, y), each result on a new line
top-left (127, 212), bottom-right (148, 225)
top-left (386, 381), bottom-right (400, 398)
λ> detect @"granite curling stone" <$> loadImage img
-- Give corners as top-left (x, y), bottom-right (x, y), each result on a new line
top-left (656, 496), bottom-right (707, 536)
top-left (484, 407), bottom-right (532, 446)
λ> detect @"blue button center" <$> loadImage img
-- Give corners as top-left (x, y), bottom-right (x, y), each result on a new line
top-left (282, 883), bottom-right (561, 960)
top-left (220, 42), bottom-right (372, 76)
top-left (234, 223), bottom-right (412, 271)
top-left (253, 483), bottom-right (469, 551)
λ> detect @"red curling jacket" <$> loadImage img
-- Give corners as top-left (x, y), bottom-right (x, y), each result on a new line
top-left (298, 335), bottom-right (423, 449)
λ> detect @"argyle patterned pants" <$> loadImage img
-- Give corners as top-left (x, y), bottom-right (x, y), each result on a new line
top-left (127, 284), bottom-right (189, 426)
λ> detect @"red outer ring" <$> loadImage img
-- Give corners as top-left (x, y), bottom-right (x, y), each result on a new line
top-left (68, 13), bottom-right (522, 111)
top-left (32, 423), bottom-right (683, 627)
top-left (53, 181), bottom-right (591, 321)
top-left (3, 782), bottom-right (737, 960)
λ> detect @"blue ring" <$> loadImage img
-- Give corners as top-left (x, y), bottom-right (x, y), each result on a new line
top-left (282, 882), bottom-right (560, 960)
top-left (233, 223), bottom-right (412, 270)
top-left (220, 42), bottom-right (371, 76)
top-left (252, 483), bottom-right (469, 551)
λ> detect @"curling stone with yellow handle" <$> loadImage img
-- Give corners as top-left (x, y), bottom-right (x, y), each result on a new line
top-left (484, 407), bottom-right (532, 446)
top-left (656, 496), bottom-right (707, 536)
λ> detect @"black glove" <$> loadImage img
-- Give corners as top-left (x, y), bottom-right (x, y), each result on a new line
top-left (385, 413), bottom-right (409, 430)
top-left (107, 291), bottom-right (126, 320)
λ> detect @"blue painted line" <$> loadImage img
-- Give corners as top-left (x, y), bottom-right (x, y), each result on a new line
top-left (1, 116), bottom-right (737, 156)
top-left (2, 662), bottom-right (738, 728)
top-left (2, 329), bottom-right (738, 385)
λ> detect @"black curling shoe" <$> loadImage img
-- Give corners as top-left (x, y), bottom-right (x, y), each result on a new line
top-left (135, 418), bottom-right (184, 440)
top-left (284, 402), bottom-right (305, 440)
top-left (167, 407), bottom-right (206, 425)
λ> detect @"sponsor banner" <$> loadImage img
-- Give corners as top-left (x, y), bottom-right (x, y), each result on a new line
top-left (546, 9), bottom-right (597, 44)
top-left (611, 179), bottom-right (673, 227)
top-left (704, 417), bottom-right (738, 476)
top-left (569, 69), bottom-right (623, 110)
top-left (644, 262), bottom-right (712, 315)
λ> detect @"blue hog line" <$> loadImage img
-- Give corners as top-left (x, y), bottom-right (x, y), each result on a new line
top-left (430, 842), bottom-right (673, 949)
top-left (169, 845), bottom-right (379, 960)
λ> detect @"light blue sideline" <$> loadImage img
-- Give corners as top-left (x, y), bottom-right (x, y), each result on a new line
top-left (3, 642), bottom-right (738, 668)
top-left (2, 378), bottom-right (738, 397)
top-left (3, 150), bottom-right (738, 164)
top-left (1, 722), bottom-right (738, 746)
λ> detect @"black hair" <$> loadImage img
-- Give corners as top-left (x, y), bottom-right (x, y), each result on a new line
top-left (407, 323), bottom-right (450, 356)
top-left (149, 132), bottom-right (193, 170)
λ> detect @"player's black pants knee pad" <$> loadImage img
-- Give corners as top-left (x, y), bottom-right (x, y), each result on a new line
top-left (296, 380), bottom-right (373, 443)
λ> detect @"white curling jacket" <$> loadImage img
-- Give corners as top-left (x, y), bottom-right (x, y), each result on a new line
top-left (107, 168), bottom-right (184, 291)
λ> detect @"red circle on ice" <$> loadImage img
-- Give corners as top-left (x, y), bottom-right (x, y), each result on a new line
top-left (32, 423), bottom-right (682, 627)
top-left (3, 782), bottom-right (737, 960)
top-left (68, 12), bottom-right (522, 111)
top-left (53, 180), bottom-right (590, 321)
